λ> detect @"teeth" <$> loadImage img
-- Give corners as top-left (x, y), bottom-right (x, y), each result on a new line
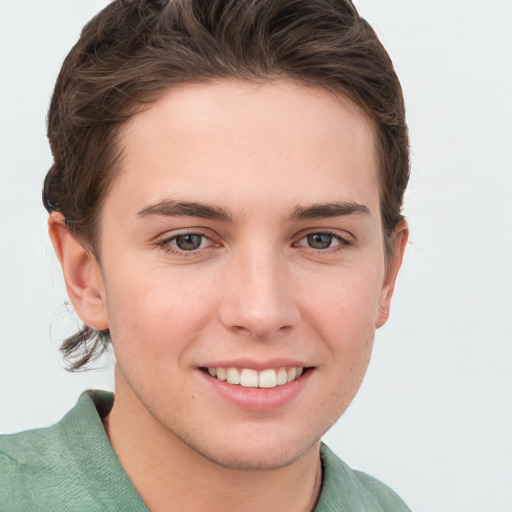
top-left (226, 367), bottom-right (240, 385)
top-left (240, 369), bottom-right (258, 387)
top-left (259, 369), bottom-right (277, 388)
top-left (276, 367), bottom-right (288, 385)
top-left (206, 366), bottom-right (305, 388)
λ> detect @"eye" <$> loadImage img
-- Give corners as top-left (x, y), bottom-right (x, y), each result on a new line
top-left (157, 231), bottom-right (215, 255)
top-left (174, 234), bottom-right (205, 251)
top-left (306, 233), bottom-right (337, 250)
top-left (294, 231), bottom-right (351, 252)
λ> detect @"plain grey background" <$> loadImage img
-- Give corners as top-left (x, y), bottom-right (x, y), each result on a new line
top-left (1, 1), bottom-right (511, 511)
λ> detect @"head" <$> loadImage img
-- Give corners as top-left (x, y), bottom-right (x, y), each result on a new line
top-left (44, 0), bottom-right (409, 469)
top-left (43, 0), bottom-right (409, 369)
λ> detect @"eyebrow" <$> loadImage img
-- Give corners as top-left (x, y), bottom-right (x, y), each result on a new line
top-left (137, 200), bottom-right (232, 221)
top-left (289, 202), bottom-right (371, 220)
top-left (137, 199), bottom-right (370, 222)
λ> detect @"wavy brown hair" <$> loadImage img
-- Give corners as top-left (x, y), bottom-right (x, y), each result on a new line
top-left (43, 0), bottom-right (409, 370)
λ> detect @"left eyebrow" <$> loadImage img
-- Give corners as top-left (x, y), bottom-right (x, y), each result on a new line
top-left (289, 202), bottom-right (371, 220)
top-left (137, 200), bottom-right (232, 222)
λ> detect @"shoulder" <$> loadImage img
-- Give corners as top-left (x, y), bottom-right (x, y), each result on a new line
top-left (0, 416), bottom-right (82, 511)
top-left (0, 390), bottom-right (144, 512)
top-left (315, 443), bottom-right (412, 512)
top-left (350, 470), bottom-right (412, 511)
top-left (1, 416), bottom-right (65, 465)
top-left (0, 390), bottom-right (112, 477)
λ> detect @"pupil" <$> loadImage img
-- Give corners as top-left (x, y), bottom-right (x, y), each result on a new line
top-left (176, 234), bottom-right (202, 251)
top-left (307, 233), bottom-right (332, 249)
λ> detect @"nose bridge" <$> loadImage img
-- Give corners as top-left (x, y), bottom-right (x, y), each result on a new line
top-left (218, 239), bottom-right (299, 337)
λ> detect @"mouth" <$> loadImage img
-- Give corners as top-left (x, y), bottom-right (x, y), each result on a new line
top-left (200, 366), bottom-right (309, 389)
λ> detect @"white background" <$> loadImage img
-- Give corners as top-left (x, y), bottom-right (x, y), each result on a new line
top-left (0, 1), bottom-right (511, 511)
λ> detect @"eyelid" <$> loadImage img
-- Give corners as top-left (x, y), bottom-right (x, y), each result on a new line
top-left (295, 227), bottom-right (354, 241)
top-left (293, 228), bottom-right (354, 251)
top-left (155, 226), bottom-right (218, 243)
top-left (156, 228), bottom-right (220, 256)
top-left (154, 227), bottom-right (354, 257)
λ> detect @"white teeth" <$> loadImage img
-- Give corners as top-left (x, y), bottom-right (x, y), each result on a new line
top-left (259, 369), bottom-right (277, 388)
top-left (277, 367), bottom-right (288, 385)
top-left (240, 369), bottom-right (258, 387)
top-left (207, 366), bottom-right (305, 388)
top-left (226, 367), bottom-right (240, 385)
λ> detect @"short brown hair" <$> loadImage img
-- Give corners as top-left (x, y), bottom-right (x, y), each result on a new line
top-left (43, 0), bottom-right (409, 370)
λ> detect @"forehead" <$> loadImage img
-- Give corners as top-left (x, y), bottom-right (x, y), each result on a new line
top-left (111, 79), bottom-right (379, 218)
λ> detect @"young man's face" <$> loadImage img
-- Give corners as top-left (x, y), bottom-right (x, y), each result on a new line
top-left (88, 80), bottom-right (405, 470)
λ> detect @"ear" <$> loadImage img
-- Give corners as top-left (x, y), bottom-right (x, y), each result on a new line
top-left (375, 220), bottom-right (409, 328)
top-left (48, 212), bottom-right (109, 330)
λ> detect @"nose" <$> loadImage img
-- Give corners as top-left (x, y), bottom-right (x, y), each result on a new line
top-left (218, 246), bottom-right (301, 338)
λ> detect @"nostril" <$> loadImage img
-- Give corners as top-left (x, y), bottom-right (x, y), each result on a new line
top-left (231, 325), bottom-right (257, 337)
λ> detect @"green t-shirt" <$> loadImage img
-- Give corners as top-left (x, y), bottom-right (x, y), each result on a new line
top-left (0, 391), bottom-right (411, 511)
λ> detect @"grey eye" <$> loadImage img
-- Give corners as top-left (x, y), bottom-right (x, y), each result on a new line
top-left (306, 233), bottom-right (333, 249)
top-left (175, 234), bottom-right (203, 251)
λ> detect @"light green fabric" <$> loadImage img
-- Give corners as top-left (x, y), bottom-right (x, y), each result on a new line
top-left (1, 391), bottom-right (411, 511)
top-left (314, 445), bottom-right (411, 511)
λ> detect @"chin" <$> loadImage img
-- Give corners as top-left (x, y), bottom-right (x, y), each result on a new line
top-left (192, 440), bottom-right (316, 471)
top-left (175, 423), bottom-right (320, 471)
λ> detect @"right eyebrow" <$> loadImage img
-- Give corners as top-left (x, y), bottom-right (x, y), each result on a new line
top-left (137, 199), bottom-right (232, 222)
top-left (289, 201), bottom-right (371, 220)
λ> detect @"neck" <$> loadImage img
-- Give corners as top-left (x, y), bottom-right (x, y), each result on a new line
top-left (103, 376), bottom-right (322, 512)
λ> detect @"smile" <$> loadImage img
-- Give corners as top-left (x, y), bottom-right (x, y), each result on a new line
top-left (204, 367), bottom-right (305, 389)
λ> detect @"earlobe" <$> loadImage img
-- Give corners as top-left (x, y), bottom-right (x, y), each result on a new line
top-left (48, 212), bottom-right (109, 330)
top-left (375, 221), bottom-right (409, 328)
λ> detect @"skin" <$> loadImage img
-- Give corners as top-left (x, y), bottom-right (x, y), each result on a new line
top-left (49, 80), bottom-right (407, 512)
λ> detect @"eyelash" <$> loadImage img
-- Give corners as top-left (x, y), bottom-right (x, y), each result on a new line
top-left (293, 230), bottom-right (353, 254)
top-left (156, 229), bottom-right (353, 257)
top-left (156, 231), bottom-right (216, 257)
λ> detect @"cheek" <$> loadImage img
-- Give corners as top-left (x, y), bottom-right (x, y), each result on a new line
top-left (298, 266), bottom-right (381, 403)
top-left (298, 265), bottom-right (384, 343)
top-left (104, 264), bottom-right (219, 362)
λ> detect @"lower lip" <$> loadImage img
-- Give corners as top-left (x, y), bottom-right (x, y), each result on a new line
top-left (199, 369), bottom-right (312, 412)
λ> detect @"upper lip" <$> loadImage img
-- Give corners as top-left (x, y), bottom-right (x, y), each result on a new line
top-left (198, 358), bottom-right (311, 371)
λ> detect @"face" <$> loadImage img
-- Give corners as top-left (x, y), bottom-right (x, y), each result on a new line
top-left (88, 80), bottom-right (404, 470)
